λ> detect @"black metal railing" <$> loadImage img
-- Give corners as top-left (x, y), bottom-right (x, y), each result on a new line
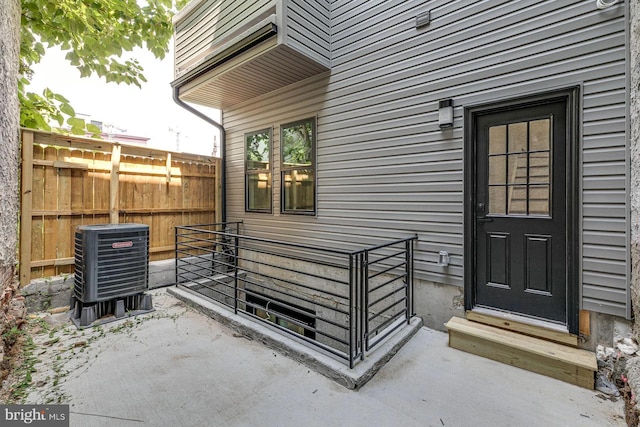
top-left (175, 222), bottom-right (416, 368)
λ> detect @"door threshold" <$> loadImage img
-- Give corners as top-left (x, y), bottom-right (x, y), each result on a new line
top-left (468, 307), bottom-right (577, 347)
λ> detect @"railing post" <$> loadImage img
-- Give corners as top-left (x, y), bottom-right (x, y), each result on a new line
top-left (174, 227), bottom-right (179, 285)
top-left (410, 239), bottom-right (415, 318)
top-left (348, 253), bottom-right (354, 369)
top-left (362, 250), bottom-right (368, 357)
top-left (233, 231), bottom-right (239, 314)
top-left (405, 239), bottom-right (411, 324)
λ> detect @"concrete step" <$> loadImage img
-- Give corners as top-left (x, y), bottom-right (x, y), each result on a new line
top-left (444, 316), bottom-right (596, 389)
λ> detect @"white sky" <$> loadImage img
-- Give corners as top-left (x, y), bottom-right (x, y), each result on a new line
top-left (29, 46), bottom-right (221, 156)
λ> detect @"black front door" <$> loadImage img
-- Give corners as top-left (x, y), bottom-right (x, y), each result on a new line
top-left (467, 91), bottom-right (577, 327)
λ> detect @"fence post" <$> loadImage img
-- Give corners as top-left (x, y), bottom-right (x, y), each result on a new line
top-left (165, 152), bottom-right (172, 183)
top-left (215, 158), bottom-right (223, 224)
top-left (19, 130), bottom-right (34, 287)
top-left (109, 144), bottom-right (121, 224)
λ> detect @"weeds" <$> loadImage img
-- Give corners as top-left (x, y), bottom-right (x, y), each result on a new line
top-left (8, 335), bottom-right (39, 403)
top-left (2, 327), bottom-right (25, 347)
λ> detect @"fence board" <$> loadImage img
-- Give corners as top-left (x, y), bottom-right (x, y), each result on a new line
top-left (19, 129), bottom-right (220, 284)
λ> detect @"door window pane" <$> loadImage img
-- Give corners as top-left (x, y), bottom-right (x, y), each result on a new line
top-left (508, 185), bottom-right (528, 215)
top-left (507, 153), bottom-right (527, 185)
top-left (529, 152), bottom-right (550, 184)
top-left (489, 187), bottom-right (506, 215)
top-left (487, 119), bottom-right (552, 217)
top-left (489, 125), bottom-right (506, 154)
top-left (508, 122), bottom-right (527, 153)
top-left (489, 156), bottom-right (505, 185)
top-left (529, 185), bottom-right (550, 215)
top-left (529, 119), bottom-right (550, 151)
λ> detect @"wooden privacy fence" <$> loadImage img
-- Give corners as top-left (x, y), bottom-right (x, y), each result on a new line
top-left (19, 129), bottom-right (222, 285)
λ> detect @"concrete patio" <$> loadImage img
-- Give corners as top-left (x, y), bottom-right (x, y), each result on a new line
top-left (25, 288), bottom-right (626, 427)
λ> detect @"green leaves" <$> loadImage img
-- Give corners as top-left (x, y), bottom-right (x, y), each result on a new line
top-left (19, 0), bottom-right (187, 133)
top-left (19, 81), bottom-right (79, 132)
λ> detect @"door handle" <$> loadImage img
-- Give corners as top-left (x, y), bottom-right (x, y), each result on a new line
top-left (478, 218), bottom-right (494, 223)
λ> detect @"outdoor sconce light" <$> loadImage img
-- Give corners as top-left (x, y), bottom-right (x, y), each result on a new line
top-left (438, 250), bottom-right (450, 267)
top-left (438, 99), bottom-right (454, 129)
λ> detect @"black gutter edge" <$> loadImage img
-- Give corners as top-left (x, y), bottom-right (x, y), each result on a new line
top-left (172, 88), bottom-right (226, 222)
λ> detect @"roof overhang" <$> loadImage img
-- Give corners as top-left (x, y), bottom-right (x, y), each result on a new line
top-left (171, 15), bottom-right (329, 110)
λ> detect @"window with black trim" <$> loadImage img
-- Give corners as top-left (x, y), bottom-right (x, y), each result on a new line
top-left (245, 129), bottom-right (272, 212)
top-left (280, 118), bottom-right (316, 214)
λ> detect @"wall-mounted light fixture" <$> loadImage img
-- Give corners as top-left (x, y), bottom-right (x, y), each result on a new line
top-left (438, 250), bottom-right (450, 267)
top-left (438, 99), bottom-right (454, 129)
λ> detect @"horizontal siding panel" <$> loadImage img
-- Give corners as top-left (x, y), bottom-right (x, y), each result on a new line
top-left (583, 286), bottom-right (627, 305)
top-left (582, 205), bottom-right (626, 219)
top-left (321, 202), bottom-right (462, 214)
top-left (584, 258), bottom-right (626, 276)
top-left (583, 90), bottom-right (627, 108)
top-left (583, 74), bottom-right (626, 94)
top-left (582, 299), bottom-right (627, 318)
top-left (286, 0), bottom-right (331, 66)
top-left (583, 133), bottom-right (627, 150)
top-left (583, 161), bottom-right (626, 176)
top-left (320, 209), bottom-right (462, 224)
top-left (584, 104), bottom-right (626, 122)
top-left (583, 218), bottom-right (626, 233)
top-left (320, 192), bottom-right (463, 203)
top-left (319, 182), bottom-right (461, 194)
top-left (583, 272), bottom-right (627, 290)
top-left (583, 118), bottom-right (626, 135)
top-left (583, 177), bottom-right (625, 190)
top-left (176, 0), bottom-right (274, 73)
top-left (583, 231), bottom-right (626, 247)
top-left (583, 148), bottom-right (626, 163)
top-left (320, 172), bottom-right (462, 186)
top-left (220, 0), bottom-right (628, 318)
top-left (322, 158), bottom-right (462, 175)
top-left (583, 190), bottom-right (626, 204)
top-left (583, 245), bottom-right (627, 262)
top-left (321, 54), bottom-right (625, 120)
top-left (332, 13), bottom-right (623, 92)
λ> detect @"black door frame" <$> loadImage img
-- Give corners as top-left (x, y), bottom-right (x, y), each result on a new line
top-left (463, 87), bottom-right (580, 334)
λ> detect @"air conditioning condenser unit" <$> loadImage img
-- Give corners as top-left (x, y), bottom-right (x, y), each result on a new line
top-left (70, 223), bottom-right (154, 328)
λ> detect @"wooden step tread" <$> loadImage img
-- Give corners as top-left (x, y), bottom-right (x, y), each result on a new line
top-left (445, 317), bottom-right (596, 371)
top-left (466, 311), bottom-right (578, 347)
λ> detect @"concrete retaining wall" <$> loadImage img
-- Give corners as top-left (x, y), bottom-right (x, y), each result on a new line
top-left (20, 258), bottom-right (176, 312)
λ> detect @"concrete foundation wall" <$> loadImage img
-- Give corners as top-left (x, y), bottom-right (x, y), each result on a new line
top-left (413, 279), bottom-right (465, 332)
top-left (21, 259), bottom-right (177, 312)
